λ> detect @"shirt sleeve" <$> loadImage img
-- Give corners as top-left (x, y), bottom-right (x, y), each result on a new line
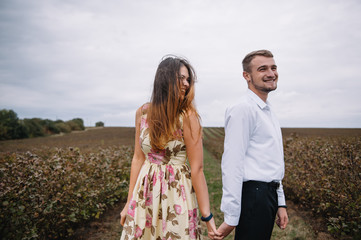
top-left (220, 104), bottom-right (252, 226)
top-left (277, 181), bottom-right (286, 206)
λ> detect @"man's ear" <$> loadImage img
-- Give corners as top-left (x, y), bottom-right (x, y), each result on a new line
top-left (243, 71), bottom-right (251, 83)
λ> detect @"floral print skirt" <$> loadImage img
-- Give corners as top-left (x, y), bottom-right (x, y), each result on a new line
top-left (120, 160), bottom-right (202, 240)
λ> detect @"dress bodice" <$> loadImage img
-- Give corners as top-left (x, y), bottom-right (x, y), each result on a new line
top-left (139, 105), bottom-right (187, 165)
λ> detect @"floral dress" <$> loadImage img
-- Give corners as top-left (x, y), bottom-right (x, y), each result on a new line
top-left (120, 104), bottom-right (202, 240)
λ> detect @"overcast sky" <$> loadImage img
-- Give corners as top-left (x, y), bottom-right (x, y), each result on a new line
top-left (1, 0), bottom-right (360, 128)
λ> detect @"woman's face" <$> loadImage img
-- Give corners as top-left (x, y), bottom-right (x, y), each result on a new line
top-left (178, 65), bottom-right (190, 100)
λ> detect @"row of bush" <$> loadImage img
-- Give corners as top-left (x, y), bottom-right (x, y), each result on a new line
top-left (0, 146), bottom-right (132, 239)
top-left (283, 135), bottom-right (361, 238)
top-left (0, 109), bottom-right (86, 140)
top-left (202, 128), bottom-right (361, 239)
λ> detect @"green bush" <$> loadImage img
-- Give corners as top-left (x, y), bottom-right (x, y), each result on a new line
top-left (22, 118), bottom-right (46, 138)
top-left (0, 109), bottom-right (86, 140)
top-left (55, 121), bottom-right (71, 133)
top-left (42, 119), bottom-right (61, 134)
top-left (0, 146), bottom-right (132, 239)
top-left (66, 118), bottom-right (85, 131)
top-left (283, 136), bottom-right (361, 239)
top-left (95, 121), bottom-right (104, 127)
top-left (0, 109), bottom-right (28, 140)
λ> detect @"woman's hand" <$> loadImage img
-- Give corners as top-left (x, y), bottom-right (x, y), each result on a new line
top-left (119, 202), bottom-right (129, 226)
top-left (206, 217), bottom-right (221, 239)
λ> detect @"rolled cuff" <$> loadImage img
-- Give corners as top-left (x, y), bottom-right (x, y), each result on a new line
top-left (277, 181), bottom-right (286, 206)
top-left (224, 213), bottom-right (239, 226)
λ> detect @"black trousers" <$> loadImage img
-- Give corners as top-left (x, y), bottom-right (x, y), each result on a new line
top-left (234, 181), bottom-right (278, 240)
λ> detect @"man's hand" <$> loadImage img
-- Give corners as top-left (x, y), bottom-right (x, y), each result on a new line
top-left (214, 222), bottom-right (235, 240)
top-left (276, 207), bottom-right (288, 230)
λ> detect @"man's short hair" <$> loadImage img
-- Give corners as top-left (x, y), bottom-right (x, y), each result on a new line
top-left (242, 50), bottom-right (274, 73)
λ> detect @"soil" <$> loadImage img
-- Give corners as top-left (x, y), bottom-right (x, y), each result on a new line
top-left (286, 201), bottom-right (336, 240)
top-left (72, 202), bottom-right (126, 240)
top-left (72, 200), bottom-right (337, 240)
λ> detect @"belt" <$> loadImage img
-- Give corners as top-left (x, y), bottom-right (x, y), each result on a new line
top-left (243, 180), bottom-right (280, 190)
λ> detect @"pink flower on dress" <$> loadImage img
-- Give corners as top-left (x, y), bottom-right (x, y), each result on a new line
top-left (140, 116), bottom-right (148, 129)
top-left (152, 172), bottom-right (157, 186)
top-left (174, 204), bottom-right (182, 215)
top-left (189, 208), bottom-right (198, 220)
top-left (189, 221), bottom-right (197, 239)
top-left (127, 200), bottom-right (136, 217)
top-left (134, 226), bottom-right (143, 238)
top-left (161, 179), bottom-right (167, 195)
top-left (166, 165), bottom-right (174, 175)
top-left (145, 213), bottom-right (152, 228)
top-left (166, 165), bottom-right (175, 183)
top-left (180, 185), bottom-right (186, 201)
top-left (159, 168), bottom-right (164, 180)
top-left (188, 208), bottom-right (198, 239)
top-left (162, 219), bottom-right (167, 232)
top-left (169, 174), bottom-right (175, 183)
top-left (145, 191), bottom-right (153, 206)
top-left (148, 149), bottom-right (165, 164)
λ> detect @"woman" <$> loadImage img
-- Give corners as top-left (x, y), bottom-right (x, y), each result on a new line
top-left (120, 56), bottom-right (218, 239)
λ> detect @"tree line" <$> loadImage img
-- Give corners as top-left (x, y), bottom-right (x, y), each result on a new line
top-left (0, 109), bottom-right (87, 140)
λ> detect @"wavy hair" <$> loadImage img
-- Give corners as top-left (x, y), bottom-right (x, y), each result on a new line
top-left (147, 55), bottom-right (199, 151)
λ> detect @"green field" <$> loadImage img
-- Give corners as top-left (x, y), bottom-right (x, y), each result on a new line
top-left (1, 127), bottom-right (360, 239)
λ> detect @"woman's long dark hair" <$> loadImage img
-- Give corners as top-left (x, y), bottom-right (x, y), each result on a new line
top-left (147, 55), bottom-right (200, 151)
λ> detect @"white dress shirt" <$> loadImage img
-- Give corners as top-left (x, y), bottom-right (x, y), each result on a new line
top-left (220, 89), bottom-right (286, 226)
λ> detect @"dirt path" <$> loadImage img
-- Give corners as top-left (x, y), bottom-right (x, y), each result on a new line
top-left (72, 202), bottom-right (125, 240)
top-left (72, 200), bottom-right (335, 240)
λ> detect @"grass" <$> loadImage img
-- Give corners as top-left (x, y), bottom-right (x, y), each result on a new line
top-left (202, 148), bottom-right (235, 239)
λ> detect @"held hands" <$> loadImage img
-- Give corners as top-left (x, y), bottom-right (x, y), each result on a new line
top-left (205, 217), bottom-right (221, 239)
top-left (213, 222), bottom-right (235, 240)
top-left (206, 218), bottom-right (235, 240)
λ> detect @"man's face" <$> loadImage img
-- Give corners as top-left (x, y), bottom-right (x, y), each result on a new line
top-left (245, 56), bottom-right (278, 93)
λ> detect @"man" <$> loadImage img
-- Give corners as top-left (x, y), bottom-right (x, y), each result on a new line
top-left (216, 50), bottom-right (288, 240)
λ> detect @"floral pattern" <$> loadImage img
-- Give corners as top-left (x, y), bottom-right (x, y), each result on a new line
top-left (120, 104), bottom-right (202, 240)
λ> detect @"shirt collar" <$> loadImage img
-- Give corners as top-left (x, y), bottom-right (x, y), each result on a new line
top-left (247, 88), bottom-right (270, 110)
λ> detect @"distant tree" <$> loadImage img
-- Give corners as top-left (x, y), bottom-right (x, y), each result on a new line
top-left (0, 109), bottom-right (28, 140)
top-left (54, 120), bottom-right (71, 133)
top-left (66, 118), bottom-right (85, 131)
top-left (0, 110), bottom-right (85, 140)
top-left (95, 121), bottom-right (104, 127)
top-left (23, 118), bottom-right (46, 138)
top-left (41, 119), bottom-right (60, 134)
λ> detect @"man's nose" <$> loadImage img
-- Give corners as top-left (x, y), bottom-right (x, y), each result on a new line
top-left (266, 69), bottom-right (276, 78)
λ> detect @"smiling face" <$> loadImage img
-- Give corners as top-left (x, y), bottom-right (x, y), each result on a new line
top-left (178, 65), bottom-right (190, 100)
top-left (243, 56), bottom-right (278, 101)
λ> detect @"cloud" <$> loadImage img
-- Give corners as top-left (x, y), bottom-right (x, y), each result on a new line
top-left (1, 0), bottom-right (361, 127)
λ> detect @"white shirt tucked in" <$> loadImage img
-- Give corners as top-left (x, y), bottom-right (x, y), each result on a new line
top-left (220, 89), bottom-right (286, 226)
